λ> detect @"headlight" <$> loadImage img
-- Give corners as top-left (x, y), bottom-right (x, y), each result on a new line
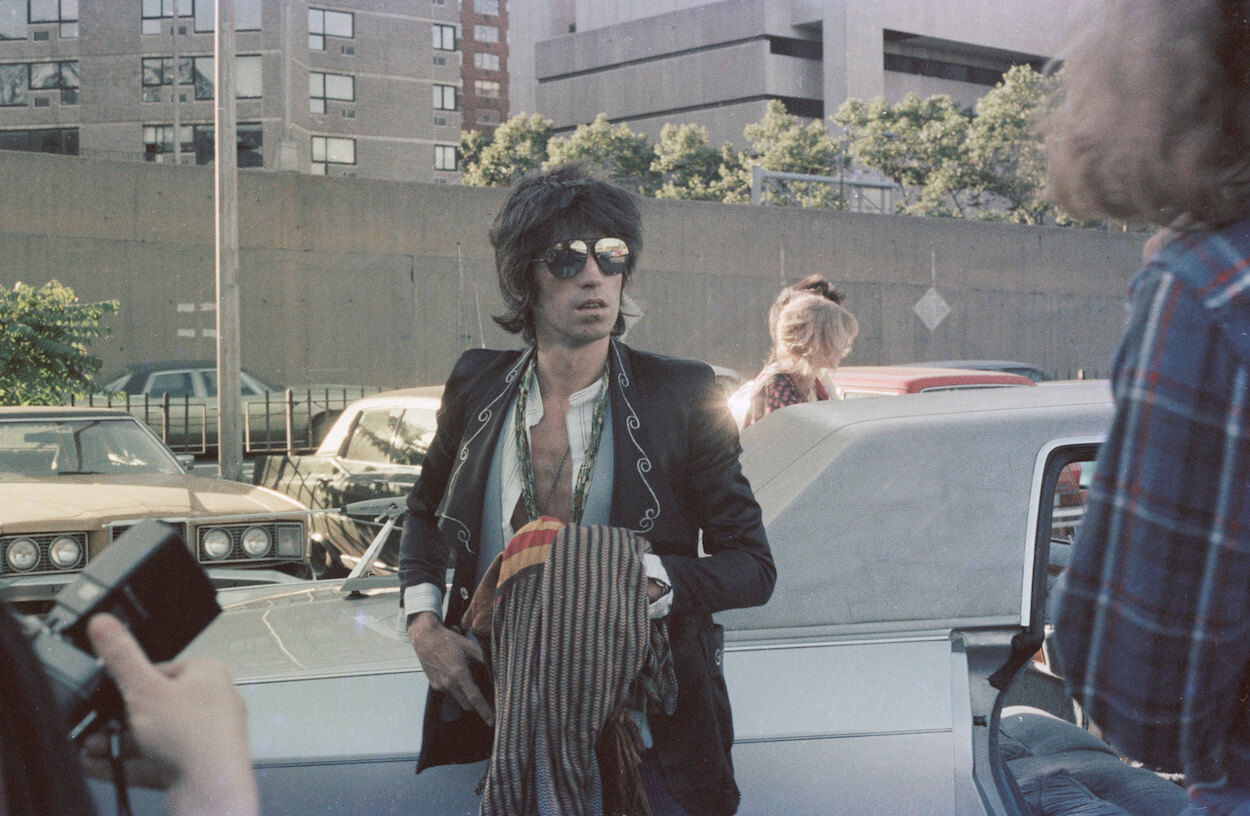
top-left (6, 538), bottom-right (39, 571)
top-left (240, 527), bottom-right (271, 558)
top-left (275, 524), bottom-right (303, 558)
top-left (202, 528), bottom-right (232, 560)
top-left (48, 536), bottom-right (82, 569)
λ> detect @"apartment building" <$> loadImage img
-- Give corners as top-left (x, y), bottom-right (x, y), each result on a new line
top-left (0, 0), bottom-right (466, 182)
top-left (510, 0), bottom-right (1073, 148)
top-left (458, 0), bottom-right (508, 135)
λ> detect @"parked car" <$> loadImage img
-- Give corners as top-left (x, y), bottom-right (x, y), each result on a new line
top-left (89, 360), bottom-right (378, 456)
top-left (0, 406), bottom-right (310, 605)
top-left (899, 359), bottom-right (1050, 382)
top-left (95, 381), bottom-right (1186, 816)
top-left (728, 365), bottom-right (1036, 425)
top-left (254, 386), bottom-right (443, 577)
top-left (831, 364), bottom-right (1037, 398)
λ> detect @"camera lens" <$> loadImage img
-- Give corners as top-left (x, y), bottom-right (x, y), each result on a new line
top-left (6, 538), bottom-right (39, 571)
top-left (48, 536), bottom-right (83, 569)
top-left (240, 527), bottom-right (271, 558)
top-left (202, 528), bottom-right (233, 560)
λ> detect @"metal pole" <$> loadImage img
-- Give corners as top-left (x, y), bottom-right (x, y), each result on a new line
top-left (170, 4), bottom-right (180, 164)
top-left (215, 0), bottom-right (243, 481)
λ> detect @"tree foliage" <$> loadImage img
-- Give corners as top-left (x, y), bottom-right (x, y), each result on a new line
top-left (0, 281), bottom-right (118, 405)
top-left (833, 93), bottom-right (975, 216)
top-left (650, 123), bottom-right (741, 202)
top-left (458, 112), bottom-right (553, 187)
top-left (544, 114), bottom-right (658, 193)
top-left (458, 67), bottom-right (1070, 223)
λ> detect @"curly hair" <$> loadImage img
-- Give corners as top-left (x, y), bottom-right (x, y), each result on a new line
top-left (1046, 0), bottom-right (1250, 227)
top-left (767, 274), bottom-right (847, 340)
top-left (489, 163), bottom-right (643, 342)
top-left (767, 293), bottom-right (859, 378)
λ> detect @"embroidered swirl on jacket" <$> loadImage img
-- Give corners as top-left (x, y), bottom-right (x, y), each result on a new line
top-left (438, 349), bottom-right (533, 553)
top-left (610, 341), bottom-right (660, 533)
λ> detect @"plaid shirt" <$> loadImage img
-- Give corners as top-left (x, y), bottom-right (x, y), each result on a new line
top-left (1053, 219), bottom-right (1250, 814)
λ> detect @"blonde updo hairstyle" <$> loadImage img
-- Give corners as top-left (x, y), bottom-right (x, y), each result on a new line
top-left (768, 292), bottom-right (859, 379)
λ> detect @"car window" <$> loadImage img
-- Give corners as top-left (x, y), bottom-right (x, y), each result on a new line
top-left (392, 406), bottom-right (437, 467)
top-left (0, 419), bottom-right (183, 477)
top-left (342, 408), bottom-right (398, 464)
top-left (201, 370), bottom-right (268, 397)
top-left (146, 371), bottom-right (195, 398)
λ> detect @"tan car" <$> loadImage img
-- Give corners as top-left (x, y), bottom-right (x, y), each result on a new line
top-left (0, 406), bottom-right (310, 604)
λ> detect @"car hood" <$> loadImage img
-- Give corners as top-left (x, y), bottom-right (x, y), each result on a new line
top-left (0, 474), bottom-right (305, 530)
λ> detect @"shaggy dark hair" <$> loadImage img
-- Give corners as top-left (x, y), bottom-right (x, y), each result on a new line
top-left (490, 164), bottom-right (643, 342)
top-left (1046, 0), bottom-right (1250, 227)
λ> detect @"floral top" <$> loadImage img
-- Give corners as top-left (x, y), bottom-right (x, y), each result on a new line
top-left (741, 369), bottom-right (830, 428)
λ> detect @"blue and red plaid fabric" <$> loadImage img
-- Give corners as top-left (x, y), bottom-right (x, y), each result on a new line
top-left (1053, 218), bottom-right (1250, 814)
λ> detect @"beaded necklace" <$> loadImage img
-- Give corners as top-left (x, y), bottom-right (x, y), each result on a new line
top-left (513, 358), bottom-right (610, 525)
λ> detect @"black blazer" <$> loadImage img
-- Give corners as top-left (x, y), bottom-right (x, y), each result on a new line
top-left (399, 340), bottom-right (774, 816)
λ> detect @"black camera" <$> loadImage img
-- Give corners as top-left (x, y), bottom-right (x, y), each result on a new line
top-left (22, 519), bottom-right (221, 739)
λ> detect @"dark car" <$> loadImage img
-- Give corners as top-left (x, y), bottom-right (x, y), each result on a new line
top-left (92, 360), bottom-right (377, 456)
top-left (254, 386), bottom-right (442, 577)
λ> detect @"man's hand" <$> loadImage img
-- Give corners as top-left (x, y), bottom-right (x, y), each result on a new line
top-left (407, 611), bottom-right (494, 727)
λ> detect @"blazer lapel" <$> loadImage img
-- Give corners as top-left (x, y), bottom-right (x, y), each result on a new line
top-left (436, 348), bottom-right (531, 556)
top-left (607, 340), bottom-right (662, 535)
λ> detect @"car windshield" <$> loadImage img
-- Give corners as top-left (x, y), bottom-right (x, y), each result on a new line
top-left (0, 418), bottom-right (184, 478)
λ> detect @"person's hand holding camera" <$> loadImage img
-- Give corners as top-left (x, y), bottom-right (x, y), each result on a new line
top-left (83, 613), bottom-right (260, 816)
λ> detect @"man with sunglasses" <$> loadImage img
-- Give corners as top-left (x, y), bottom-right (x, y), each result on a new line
top-left (399, 163), bottom-right (774, 816)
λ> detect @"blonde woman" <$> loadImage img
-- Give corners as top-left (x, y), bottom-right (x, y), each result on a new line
top-left (740, 292), bottom-right (858, 428)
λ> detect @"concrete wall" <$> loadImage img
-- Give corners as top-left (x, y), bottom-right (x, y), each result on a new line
top-left (0, 150), bottom-right (1142, 389)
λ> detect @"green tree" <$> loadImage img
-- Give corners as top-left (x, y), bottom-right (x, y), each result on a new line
top-left (833, 93), bottom-right (975, 216)
top-left (650, 123), bottom-right (735, 201)
top-left (965, 64), bottom-right (1061, 225)
top-left (0, 281), bottom-right (118, 405)
top-left (544, 114), bottom-right (658, 192)
top-left (721, 100), bottom-right (844, 206)
top-left (459, 113), bottom-right (554, 186)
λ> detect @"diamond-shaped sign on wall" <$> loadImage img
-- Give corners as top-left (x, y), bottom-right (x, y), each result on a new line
top-left (914, 286), bottom-right (951, 331)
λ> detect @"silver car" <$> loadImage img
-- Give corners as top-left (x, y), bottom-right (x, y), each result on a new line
top-left (99, 381), bottom-right (1185, 816)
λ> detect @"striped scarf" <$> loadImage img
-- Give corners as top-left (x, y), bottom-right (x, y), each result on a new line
top-left (463, 518), bottom-right (677, 816)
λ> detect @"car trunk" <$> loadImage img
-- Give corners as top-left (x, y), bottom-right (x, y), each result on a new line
top-left (723, 384), bottom-right (1114, 815)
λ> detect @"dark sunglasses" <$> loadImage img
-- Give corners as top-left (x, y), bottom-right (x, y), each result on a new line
top-left (533, 237), bottom-right (630, 279)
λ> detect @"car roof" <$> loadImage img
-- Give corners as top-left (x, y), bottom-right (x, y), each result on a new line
top-left (109, 359), bottom-right (218, 376)
top-left (727, 380), bottom-right (1113, 635)
top-left (898, 359), bottom-right (1048, 381)
top-left (342, 385), bottom-right (444, 407)
top-left (0, 406), bottom-right (136, 420)
top-left (832, 365), bottom-right (1036, 391)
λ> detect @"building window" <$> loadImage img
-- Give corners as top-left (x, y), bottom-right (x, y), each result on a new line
top-left (144, 121), bottom-right (262, 166)
top-left (141, 56), bottom-right (214, 102)
top-left (0, 60), bottom-right (79, 106)
top-left (473, 24), bottom-right (499, 44)
top-left (309, 7), bottom-right (353, 50)
top-left (0, 127), bottom-right (78, 154)
top-left (432, 23), bottom-right (455, 51)
top-left (477, 108), bottom-right (501, 125)
top-left (28, 0), bottom-right (77, 37)
top-left (433, 84), bottom-right (456, 111)
top-left (474, 0), bottom-right (499, 13)
top-left (309, 71), bottom-right (353, 114)
top-left (311, 135), bottom-right (354, 174)
top-left (474, 79), bottom-right (500, 99)
top-left (236, 55), bottom-right (262, 98)
top-left (186, 0), bottom-right (259, 33)
top-left (434, 143), bottom-right (456, 171)
top-left (473, 52), bottom-right (499, 71)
